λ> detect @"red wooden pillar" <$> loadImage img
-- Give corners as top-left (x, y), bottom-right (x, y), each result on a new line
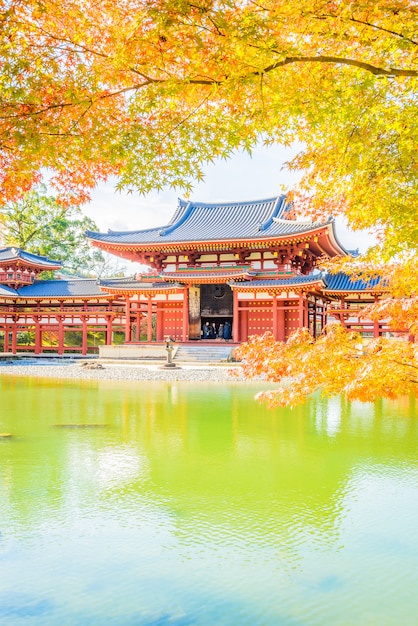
top-left (34, 316), bottom-right (41, 354)
top-left (125, 296), bottom-right (131, 343)
top-left (156, 306), bottom-right (164, 341)
top-left (277, 302), bottom-right (286, 342)
top-left (322, 301), bottom-right (327, 331)
top-left (182, 288), bottom-right (189, 342)
top-left (147, 298), bottom-right (153, 342)
top-left (373, 296), bottom-right (380, 338)
top-left (298, 294), bottom-right (305, 328)
top-left (4, 326), bottom-right (9, 352)
top-left (233, 290), bottom-right (239, 342)
top-left (272, 294), bottom-right (278, 340)
top-left (58, 316), bottom-right (64, 355)
top-left (106, 316), bottom-right (113, 345)
top-left (136, 309), bottom-right (141, 341)
top-left (81, 317), bottom-right (88, 355)
top-left (11, 323), bottom-right (17, 354)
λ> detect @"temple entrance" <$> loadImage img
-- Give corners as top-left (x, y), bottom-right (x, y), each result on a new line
top-left (187, 284), bottom-right (234, 340)
top-left (200, 284), bottom-right (233, 340)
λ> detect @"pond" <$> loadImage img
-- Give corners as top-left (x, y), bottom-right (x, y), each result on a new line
top-left (0, 376), bottom-right (417, 625)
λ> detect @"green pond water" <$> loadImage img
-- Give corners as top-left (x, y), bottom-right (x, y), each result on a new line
top-left (0, 375), bottom-right (417, 626)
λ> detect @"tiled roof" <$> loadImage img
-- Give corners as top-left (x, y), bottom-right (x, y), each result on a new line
top-left (0, 247), bottom-right (62, 268)
top-left (323, 273), bottom-right (384, 292)
top-left (17, 279), bottom-right (108, 298)
top-left (86, 196), bottom-right (331, 245)
top-left (99, 277), bottom-right (182, 292)
top-left (230, 275), bottom-right (325, 289)
top-left (162, 265), bottom-right (255, 281)
top-left (0, 284), bottom-right (18, 296)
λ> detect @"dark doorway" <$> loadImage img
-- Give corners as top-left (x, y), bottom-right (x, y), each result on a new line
top-left (200, 284), bottom-right (233, 340)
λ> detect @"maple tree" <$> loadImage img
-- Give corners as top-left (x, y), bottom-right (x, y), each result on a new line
top-left (1, 0), bottom-right (417, 403)
top-left (235, 325), bottom-right (418, 407)
top-left (0, 186), bottom-right (125, 277)
top-left (0, 0), bottom-right (415, 254)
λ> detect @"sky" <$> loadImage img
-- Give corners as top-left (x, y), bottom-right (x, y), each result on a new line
top-left (82, 143), bottom-right (375, 270)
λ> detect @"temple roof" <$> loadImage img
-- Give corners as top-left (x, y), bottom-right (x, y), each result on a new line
top-left (98, 276), bottom-right (183, 294)
top-left (323, 273), bottom-right (385, 293)
top-left (86, 196), bottom-right (342, 247)
top-left (17, 279), bottom-right (108, 298)
top-left (161, 265), bottom-right (255, 283)
top-left (0, 247), bottom-right (62, 269)
top-left (230, 274), bottom-right (325, 290)
top-left (0, 284), bottom-right (18, 296)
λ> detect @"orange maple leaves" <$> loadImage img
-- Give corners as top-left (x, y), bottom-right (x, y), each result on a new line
top-left (0, 0), bottom-right (416, 211)
top-left (235, 325), bottom-right (418, 407)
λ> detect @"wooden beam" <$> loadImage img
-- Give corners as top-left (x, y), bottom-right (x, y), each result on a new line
top-left (233, 290), bottom-right (239, 342)
top-left (125, 297), bottom-right (131, 343)
top-left (272, 295), bottom-right (278, 340)
top-left (147, 298), bottom-right (153, 342)
top-left (81, 317), bottom-right (88, 355)
top-left (34, 316), bottom-right (41, 354)
top-left (58, 316), bottom-right (64, 355)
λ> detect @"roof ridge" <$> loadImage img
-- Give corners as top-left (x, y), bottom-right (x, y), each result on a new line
top-left (183, 195), bottom-right (281, 208)
top-left (159, 201), bottom-right (192, 236)
top-left (258, 195), bottom-right (288, 231)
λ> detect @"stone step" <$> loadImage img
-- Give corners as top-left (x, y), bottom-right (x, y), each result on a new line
top-left (174, 344), bottom-right (233, 362)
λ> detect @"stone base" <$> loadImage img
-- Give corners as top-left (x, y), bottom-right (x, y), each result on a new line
top-left (159, 363), bottom-right (181, 370)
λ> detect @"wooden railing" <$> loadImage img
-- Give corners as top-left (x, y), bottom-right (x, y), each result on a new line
top-left (0, 272), bottom-right (34, 284)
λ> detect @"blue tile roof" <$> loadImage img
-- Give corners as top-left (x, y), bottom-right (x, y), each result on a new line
top-left (230, 275), bottom-right (325, 288)
top-left (162, 265), bottom-right (255, 280)
top-left (99, 277), bottom-right (182, 291)
top-left (324, 273), bottom-right (384, 292)
top-left (86, 196), bottom-right (332, 245)
top-left (17, 279), bottom-right (108, 298)
top-left (0, 284), bottom-right (18, 296)
top-left (0, 247), bottom-right (62, 268)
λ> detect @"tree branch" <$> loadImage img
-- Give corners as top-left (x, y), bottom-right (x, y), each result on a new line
top-left (348, 16), bottom-right (418, 47)
top-left (264, 55), bottom-right (418, 77)
top-left (0, 53), bottom-right (415, 124)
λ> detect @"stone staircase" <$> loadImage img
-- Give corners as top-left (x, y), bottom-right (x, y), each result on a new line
top-left (174, 343), bottom-right (235, 363)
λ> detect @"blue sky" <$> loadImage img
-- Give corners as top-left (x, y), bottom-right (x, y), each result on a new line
top-left (83, 143), bottom-right (375, 256)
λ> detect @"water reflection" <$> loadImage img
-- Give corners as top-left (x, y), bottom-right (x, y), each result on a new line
top-left (0, 376), bottom-right (417, 625)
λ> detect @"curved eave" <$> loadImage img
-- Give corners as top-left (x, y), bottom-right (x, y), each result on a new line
top-left (15, 293), bottom-right (112, 301)
top-left (24, 261), bottom-right (62, 271)
top-left (324, 288), bottom-right (388, 297)
top-left (0, 259), bottom-right (62, 271)
top-left (0, 285), bottom-right (18, 297)
top-left (326, 221), bottom-right (352, 257)
top-left (89, 225), bottom-right (344, 256)
top-left (0, 248), bottom-right (63, 270)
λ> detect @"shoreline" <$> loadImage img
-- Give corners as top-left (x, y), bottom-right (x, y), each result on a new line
top-left (0, 360), bottom-right (246, 383)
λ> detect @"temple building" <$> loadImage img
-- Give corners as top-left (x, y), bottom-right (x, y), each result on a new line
top-left (0, 196), bottom-right (399, 355)
top-left (0, 247), bottom-right (125, 354)
top-left (87, 195), bottom-right (393, 346)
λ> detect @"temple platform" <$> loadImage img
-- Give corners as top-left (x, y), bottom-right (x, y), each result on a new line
top-left (99, 342), bottom-right (239, 363)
